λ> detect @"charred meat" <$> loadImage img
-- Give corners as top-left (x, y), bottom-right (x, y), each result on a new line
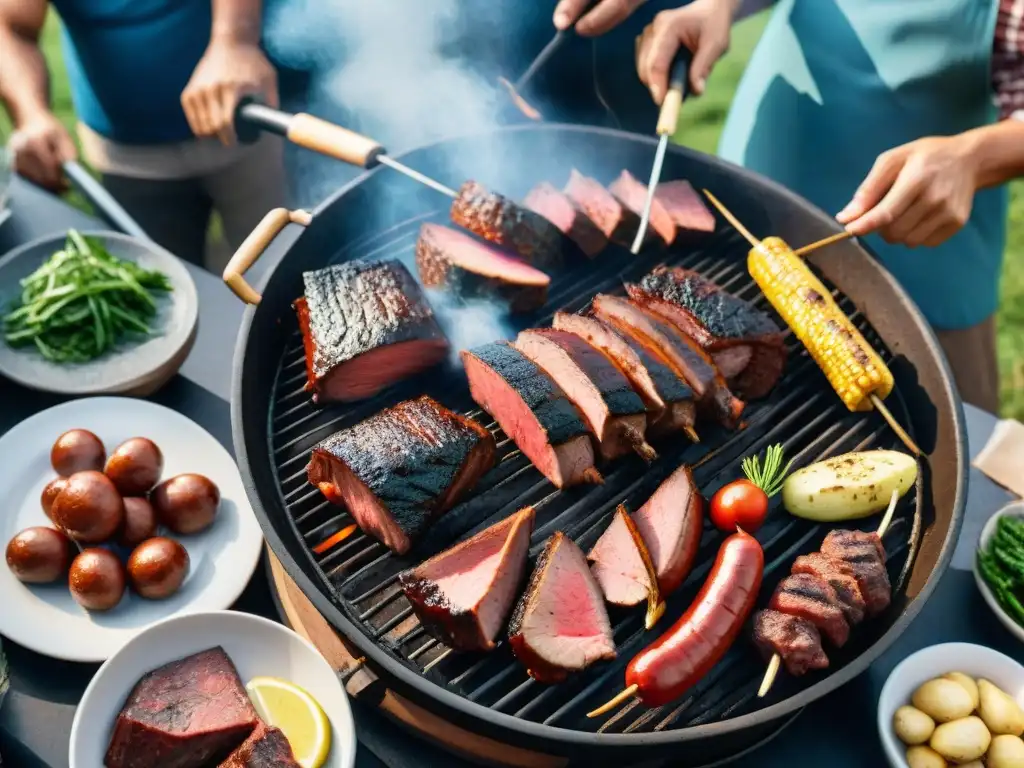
top-left (416, 223), bottom-right (550, 313)
top-left (633, 464), bottom-right (703, 596)
top-left (792, 552), bottom-right (866, 626)
top-left (217, 723), bottom-right (300, 768)
top-left (462, 342), bottom-right (601, 489)
top-left (654, 180), bottom-right (716, 237)
top-left (399, 507), bottom-right (535, 652)
top-left (563, 169), bottom-right (641, 246)
top-left (295, 260), bottom-right (449, 404)
top-left (753, 609), bottom-right (829, 676)
top-left (524, 182), bottom-right (608, 257)
top-left (588, 506), bottom-right (653, 607)
top-left (307, 396), bottom-right (496, 555)
top-left (608, 170), bottom-right (676, 246)
top-left (820, 529), bottom-right (891, 616)
top-left (768, 573), bottom-right (850, 647)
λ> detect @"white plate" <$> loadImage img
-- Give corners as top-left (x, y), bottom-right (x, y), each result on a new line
top-left (69, 610), bottom-right (356, 768)
top-left (0, 397), bottom-right (264, 662)
top-left (974, 501), bottom-right (1024, 644)
top-left (877, 642), bottom-right (1024, 767)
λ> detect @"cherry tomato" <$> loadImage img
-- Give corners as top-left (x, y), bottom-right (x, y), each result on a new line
top-left (709, 479), bottom-right (768, 533)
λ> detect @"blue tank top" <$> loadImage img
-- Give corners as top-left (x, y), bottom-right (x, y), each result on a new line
top-left (53, 0), bottom-right (211, 144)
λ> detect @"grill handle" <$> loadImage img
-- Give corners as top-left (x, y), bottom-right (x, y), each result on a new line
top-left (223, 207), bottom-right (311, 305)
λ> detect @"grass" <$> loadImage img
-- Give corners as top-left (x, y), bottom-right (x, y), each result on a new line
top-left (5, 10), bottom-right (1024, 417)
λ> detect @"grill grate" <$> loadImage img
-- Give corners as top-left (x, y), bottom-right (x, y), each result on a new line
top-left (266, 210), bottom-right (920, 736)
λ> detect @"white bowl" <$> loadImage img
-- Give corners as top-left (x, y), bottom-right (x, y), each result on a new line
top-left (877, 642), bottom-right (1024, 767)
top-left (69, 610), bottom-right (356, 768)
top-left (974, 501), bottom-right (1024, 645)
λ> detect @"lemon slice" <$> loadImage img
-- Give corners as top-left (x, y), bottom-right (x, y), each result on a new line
top-left (246, 676), bottom-right (331, 768)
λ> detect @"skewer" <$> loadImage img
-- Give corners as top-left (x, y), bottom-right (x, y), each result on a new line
top-left (757, 488), bottom-right (900, 698)
top-left (684, 425), bottom-right (701, 444)
top-left (617, 504), bottom-right (667, 630)
top-left (792, 231), bottom-right (854, 256)
top-left (376, 155), bottom-right (457, 198)
top-left (622, 424), bottom-right (658, 463)
top-left (588, 684), bottom-right (639, 717)
top-left (869, 394), bottom-right (921, 456)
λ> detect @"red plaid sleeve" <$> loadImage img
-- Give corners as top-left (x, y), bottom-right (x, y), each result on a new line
top-left (994, 0), bottom-right (1024, 120)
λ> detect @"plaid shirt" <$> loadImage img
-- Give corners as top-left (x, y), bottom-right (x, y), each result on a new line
top-left (994, 0), bottom-right (1024, 119)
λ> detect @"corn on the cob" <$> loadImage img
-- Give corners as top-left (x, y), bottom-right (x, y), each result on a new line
top-left (748, 236), bottom-right (893, 412)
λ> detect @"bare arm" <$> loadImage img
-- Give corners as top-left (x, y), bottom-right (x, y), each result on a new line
top-left (966, 119), bottom-right (1024, 190)
top-left (210, 0), bottom-right (262, 45)
top-left (0, 0), bottom-right (50, 126)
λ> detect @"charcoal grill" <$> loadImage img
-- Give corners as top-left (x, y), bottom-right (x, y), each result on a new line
top-left (227, 124), bottom-right (966, 766)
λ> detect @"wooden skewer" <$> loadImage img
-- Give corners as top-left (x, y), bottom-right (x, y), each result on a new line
top-left (684, 425), bottom-right (701, 443)
top-left (703, 189), bottom-right (760, 248)
top-left (793, 231), bottom-right (854, 256)
top-left (623, 424), bottom-right (659, 463)
top-left (617, 504), bottom-right (667, 631)
top-left (588, 684), bottom-right (639, 718)
top-left (757, 488), bottom-right (900, 698)
top-left (869, 394), bottom-right (921, 456)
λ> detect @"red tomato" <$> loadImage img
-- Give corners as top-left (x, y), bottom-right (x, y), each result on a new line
top-left (709, 479), bottom-right (768, 533)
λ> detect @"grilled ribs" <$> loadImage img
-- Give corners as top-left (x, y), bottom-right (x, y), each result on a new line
top-left (753, 609), bottom-right (829, 676)
top-left (523, 182), bottom-right (608, 257)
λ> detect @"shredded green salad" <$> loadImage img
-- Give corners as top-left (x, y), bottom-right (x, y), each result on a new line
top-left (977, 515), bottom-right (1024, 626)
top-left (2, 230), bottom-right (172, 363)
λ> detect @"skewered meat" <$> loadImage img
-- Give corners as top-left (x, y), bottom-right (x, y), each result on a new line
top-left (820, 529), bottom-right (891, 616)
top-left (633, 465), bottom-right (704, 596)
top-left (415, 223), bottom-right (550, 313)
top-left (630, 266), bottom-right (787, 399)
top-left (653, 180), bottom-right (716, 237)
top-left (753, 609), bottom-right (829, 676)
top-left (523, 182), bottom-right (608, 257)
top-left (588, 506), bottom-right (653, 607)
top-left (552, 312), bottom-right (696, 437)
top-left (513, 329), bottom-right (655, 462)
top-left (792, 552), bottom-right (866, 625)
top-left (451, 181), bottom-right (564, 270)
top-left (508, 532), bottom-right (616, 683)
top-left (307, 396), bottom-right (496, 555)
top-left (768, 573), bottom-right (850, 647)
top-left (564, 169), bottom-right (641, 246)
top-left (295, 260), bottom-right (449, 404)
top-left (399, 507), bottom-right (535, 652)
top-left (462, 342), bottom-right (601, 489)
top-left (591, 294), bottom-right (745, 428)
top-left (608, 170), bottom-right (676, 246)
top-left (217, 722), bottom-right (300, 767)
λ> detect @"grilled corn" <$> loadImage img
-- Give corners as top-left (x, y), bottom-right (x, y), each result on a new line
top-left (748, 236), bottom-right (893, 412)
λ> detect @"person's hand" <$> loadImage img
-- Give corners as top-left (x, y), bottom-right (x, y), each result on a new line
top-left (181, 39), bottom-right (278, 146)
top-left (836, 135), bottom-right (979, 248)
top-left (7, 112), bottom-right (77, 192)
top-left (553, 0), bottom-right (645, 37)
top-left (635, 0), bottom-right (737, 103)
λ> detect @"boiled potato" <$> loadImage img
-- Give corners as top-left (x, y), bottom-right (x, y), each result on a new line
top-left (894, 705), bottom-right (936, 745)
top-left (905, 745), bottom-right (947, 768)
top-left (912, 679), bottom-right (976, 723)
top-left (942, 672), bottom-right (979, 710)
top-left (955, 762), bottom-right (983, 768)
top-left (978, 679), bottom-right (1024, 736)
top-left (929, 716), bottom-right (990, 763)
top-left (781, 449), bottom-right (917, 522)
top-left (988, 734), bottom-right (1024, 768)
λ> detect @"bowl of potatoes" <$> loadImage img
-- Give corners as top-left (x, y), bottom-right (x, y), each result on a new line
top-left (878, 643), bottom-right (1024, 767)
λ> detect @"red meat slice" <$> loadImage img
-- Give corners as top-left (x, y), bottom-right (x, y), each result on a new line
top-left (633, 464), bottom-right (704, 596)
top-left (588, 506), bottom-right (653, 607)
top-left (563, 169), bottom-right (640, 246)
top-left (654, 180), bottom-right (716, 236)
top-left (523, 182), bottom-right (608, 257)
top-left (217, 722), bottom-right (300, 767)
top-left (608, 170), bottom-right (676, 246)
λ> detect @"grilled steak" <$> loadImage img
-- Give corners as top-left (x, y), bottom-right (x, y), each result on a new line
top-left (753, 609), bottom-right (829, 676)
top-left (552, 312), bottom-right (697, 438)
top-left (451, 180), bottom-right (564, 270)
top-left (508, 531), bottom-right (616, 683)
top-left (523, 182), bottom-right (608, 257)
top-left (415, 223), bottom-right (550, 313)
top-left (564, 169), bottom-right (640, 246)
top-left (591, 294), bottom-right (745, 428)
top-left (769, 573), bottom-right (850, 647)
top-left (513, 328), bottom-right (655, 462)
top-left (654, 180), bottom-right (716, 237)
top-left (633, 464), bottom-right (703, 596)
top-left (399, 507), bottom-right (535, 652)
top-left (307, 396), bottom-right (496, 555)
top-left (608, 170), bottom-right (675, 246)
top-left (792, 552), bottom-right (867, 626)
top-left (819, 530), bottom-right (891, 616)
top-left (588, 505), bottom-right (653, 607)
top-left (462, 342), bottom-right (601, 489)
top-left (295, 260), bottom-right (449, 404)
top-left (629, 267), bottom-right (786, 399)
top-left (105, 647), bottom-right (259, 768)
top-left (217, 723), bottom-right (300, 767)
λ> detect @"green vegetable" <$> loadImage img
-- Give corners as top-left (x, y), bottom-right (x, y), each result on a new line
top-left (741, 443), bottom-right (792, 497)
top-left (2, 230), bottom-right (172, 363)
top-left (978, 516), bottom-right (1024, 627)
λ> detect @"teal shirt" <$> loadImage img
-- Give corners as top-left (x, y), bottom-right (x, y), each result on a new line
top-left (53, 0), bottom-right (211, 144)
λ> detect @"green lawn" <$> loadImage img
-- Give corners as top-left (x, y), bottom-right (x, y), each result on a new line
top-left (8, 11), bottom-right (1024, 417)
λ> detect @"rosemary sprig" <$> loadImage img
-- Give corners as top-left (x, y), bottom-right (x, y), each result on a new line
top-left (741, 444), bottom-right (792, 497)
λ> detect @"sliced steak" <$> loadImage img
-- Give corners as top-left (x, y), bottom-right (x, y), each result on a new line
top-left (769, 573), bottom-right (850, 647)
top-left (217, 723), bottom-right (300, 767)
top-left (451, 180), bottom-right (564, 270)
top-left (608, 170), bottom-right (675, 246)
top-left (753, 609), bottom-right (829, 676)
top-left (513, 328), bottom-right (655, 462)
top-left (461, 342), bottom-right (601, 489)
top-left (654, 180), bottom-right (716, 237)
top-left (307, 396), bottom-right (496, 555)
top-left (552, 312), bottom-right (697, 439)
top-left (104, 647), bottom-right (259, 768)
top-left (523, 182), bottom-right (608, 257)
top-left (792, 552), bottom-right (867, 626)
top-left (588, 505), bottom-right (653, 607)
top-left (295, 260), bottom-right (449, 404)
top-left (563, 169), bottom-right (640, 246)
top-left (508, 531), bottom-right (616, 683)
top-left (634, 464), bottom-right (703, 596)
top-left (415, 223), bottom-right (550, 313)
top-left (629, 267), bottom-right (786, 399)
top-left (399, 507), bottom-right (535, 652)
top-left (591, 294), bottom-right (745, 428)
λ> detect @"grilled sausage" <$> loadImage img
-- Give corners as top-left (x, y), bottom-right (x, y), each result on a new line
top-left (625, 529), bottom-right (763, 707)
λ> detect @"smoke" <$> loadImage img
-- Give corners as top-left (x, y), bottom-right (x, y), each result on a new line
top-left (427, 290), bottom-right (516, 366)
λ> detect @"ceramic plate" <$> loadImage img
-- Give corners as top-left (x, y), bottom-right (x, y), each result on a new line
top-left (69, 610), bottom-right (356, 768)
top-left (974, 500), bottom-right (1024, 644)
top-left (0, 397), bottom-right (264, 662)
top-left (0, 231), bottom-right (198, 395)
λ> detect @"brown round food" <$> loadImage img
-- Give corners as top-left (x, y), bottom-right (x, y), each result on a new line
top-left (151, 474), bottom-right (220, 535)
top-left (116, 497), bottom-right (158, 548)
top-left (69, 548), bottom-right (125, 611)
top-left (6, 527), bottom-right (73, 583)
top-left (40, 477), bottom-right (68, 521)
top-left (51, 471), bottom-right (124, 543)
top-left (51, 430), bottom-right (106, 476)
top-left (104, 438), bottom-right (163, 497)
top-left (127, 537), bottom-right (189, 599)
